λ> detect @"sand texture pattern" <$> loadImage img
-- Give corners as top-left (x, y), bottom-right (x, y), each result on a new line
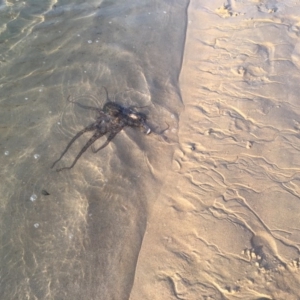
top-left (1, 0), bottom-right (300, 299)
top-left (130, 1), bottom-right (300, 299)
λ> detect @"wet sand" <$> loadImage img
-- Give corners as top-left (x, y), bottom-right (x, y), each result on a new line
top-left (130, 1), bottom-right (300, 299)
top-left (1, 0), bottom-right (300, 300)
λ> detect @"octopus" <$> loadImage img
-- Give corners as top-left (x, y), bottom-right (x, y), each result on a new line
top-left (51, 89), bottom-right (159, 172)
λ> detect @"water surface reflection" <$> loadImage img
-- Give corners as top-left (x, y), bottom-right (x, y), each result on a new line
top-left (0, 1), bottom-right (187, 299)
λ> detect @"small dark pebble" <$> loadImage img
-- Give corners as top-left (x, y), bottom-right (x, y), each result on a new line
top-left (41, 190), bottom-right (50, 196)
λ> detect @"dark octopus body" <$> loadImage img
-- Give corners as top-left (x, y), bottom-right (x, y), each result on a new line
top-left (51, 92), bottom-right (152, 172)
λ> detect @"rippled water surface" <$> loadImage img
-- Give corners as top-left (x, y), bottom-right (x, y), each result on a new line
top-left (0, 1), bottom-right (186, 299)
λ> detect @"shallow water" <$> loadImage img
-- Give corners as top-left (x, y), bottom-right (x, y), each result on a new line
top-left (2, 0), bottom-right (300, 299)
top-left (0, 1), bottom-right (186, 299)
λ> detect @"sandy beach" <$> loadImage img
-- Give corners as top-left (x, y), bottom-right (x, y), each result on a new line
top-left (1, 0), bottom-right (300, 299)
top-left (130, 1), bottom-right (300, 299)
